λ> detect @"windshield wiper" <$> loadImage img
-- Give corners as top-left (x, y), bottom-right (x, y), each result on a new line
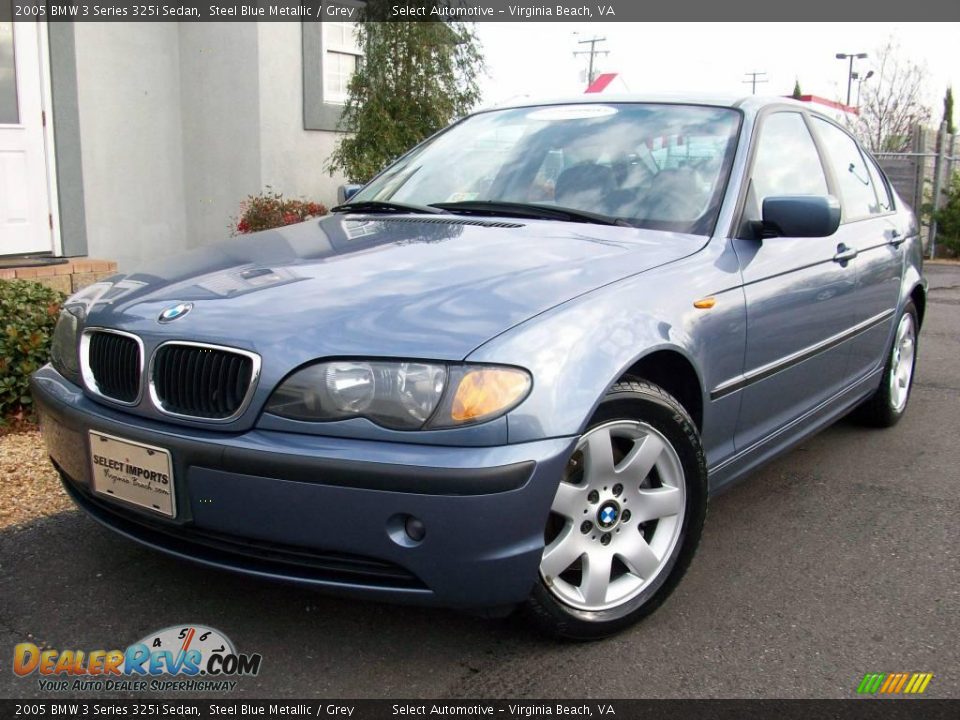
top-left (429, 201), bottom-right (632, 227)
top-left (330, 200), bottom-right (444, 215)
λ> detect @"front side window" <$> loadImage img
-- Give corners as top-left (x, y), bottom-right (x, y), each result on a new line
top-left (813, 118), bottom-right (882, 220)
top-left (744, 112), bottom-right (828, 224)
top-left (353, 103), bottom-right (742, 235)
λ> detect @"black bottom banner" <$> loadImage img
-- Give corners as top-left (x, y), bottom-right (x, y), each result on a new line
top-left (2, 699), bottom-right (959, 720)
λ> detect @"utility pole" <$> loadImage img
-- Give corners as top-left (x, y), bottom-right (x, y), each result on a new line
top-left (929, 121), bottom-right (948, 258)
top-left (742, 71), bottom-right (768, 95)
top-left (574, 36), bottom-right (609, 86)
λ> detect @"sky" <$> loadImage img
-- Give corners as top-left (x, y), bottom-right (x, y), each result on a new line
top-left (473, 23), bottom-right (960, 118)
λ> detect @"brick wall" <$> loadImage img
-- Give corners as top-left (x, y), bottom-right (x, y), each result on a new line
top-left (0, 259), bottom-right (118, 295)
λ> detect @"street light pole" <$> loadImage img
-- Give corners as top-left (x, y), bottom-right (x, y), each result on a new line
top-left (846, 55), bottom-right (854, 105)
top-left (853, 70), bottom-right (874, 107)
top-left (836, 52), bottom-right (868, 107)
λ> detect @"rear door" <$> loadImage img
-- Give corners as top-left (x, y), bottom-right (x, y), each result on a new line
top-left (809, 117), bottom-right (902, 380)
top-left (730, 111), bottom-right (856, 451)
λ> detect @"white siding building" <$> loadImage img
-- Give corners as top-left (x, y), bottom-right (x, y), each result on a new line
top-left (1, 21), bottom-right (354, 275)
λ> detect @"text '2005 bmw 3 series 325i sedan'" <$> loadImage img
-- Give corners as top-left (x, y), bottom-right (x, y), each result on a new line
top-left (32, 96), bottom-right (925, 639)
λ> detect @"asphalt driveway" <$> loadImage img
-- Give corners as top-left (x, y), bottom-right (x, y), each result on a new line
top-left (2, 263), bottom-right (958, 700)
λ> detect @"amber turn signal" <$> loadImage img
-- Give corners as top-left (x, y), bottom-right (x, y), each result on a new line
top-left (693, 297), bottom-right (716, 309)
top-left (450, 367), bottom-right (531, 424)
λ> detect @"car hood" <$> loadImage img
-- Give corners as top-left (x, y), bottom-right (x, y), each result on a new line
top-left (77, 214), bottom-right (704, 361)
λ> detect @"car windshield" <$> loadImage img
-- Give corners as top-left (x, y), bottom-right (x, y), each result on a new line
top-left (352, 103), bottom-right (742, 235)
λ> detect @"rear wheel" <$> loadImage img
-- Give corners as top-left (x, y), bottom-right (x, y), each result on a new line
top-left (852, 301), bottom-right (918, 428)
top-left (524, 380), bottom-right (707, 640)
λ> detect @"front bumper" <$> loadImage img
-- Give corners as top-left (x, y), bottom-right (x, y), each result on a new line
top-left (31, 365), bottom-right (576, 608)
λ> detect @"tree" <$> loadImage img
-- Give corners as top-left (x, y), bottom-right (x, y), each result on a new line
top-left (791, 80), bottom-right (803, 99)
top-left (326, 2), bottom-right (485, 184)
top-left (849, 39), bottom-right (931, 153)
top-left (944, 86), bottom-right (955, 135)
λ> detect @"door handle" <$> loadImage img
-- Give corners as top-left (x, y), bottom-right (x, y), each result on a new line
top-left (833, 245), bottom-right (858, 263)
top-left (889, 229), bottom-right (905, 247)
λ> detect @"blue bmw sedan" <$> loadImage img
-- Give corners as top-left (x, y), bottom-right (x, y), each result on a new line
top-left (32, 96), bottom-right (925, 639)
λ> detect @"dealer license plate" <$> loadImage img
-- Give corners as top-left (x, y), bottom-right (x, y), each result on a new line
top-left (89, 431), bottom-right (176, 518)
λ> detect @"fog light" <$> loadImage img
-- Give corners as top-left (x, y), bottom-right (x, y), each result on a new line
top-left (404, 516), bottom-right (426, 542)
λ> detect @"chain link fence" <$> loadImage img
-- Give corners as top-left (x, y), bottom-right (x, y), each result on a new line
top-left (875, 123), bottom-right (958, 257)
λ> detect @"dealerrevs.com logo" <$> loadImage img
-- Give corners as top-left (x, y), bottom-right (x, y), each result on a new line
top-left (13, 624), bottom-right (262, 693)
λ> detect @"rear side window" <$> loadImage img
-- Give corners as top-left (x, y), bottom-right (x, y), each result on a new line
top-left (813, 118), bottom-right (882, 220)
top-left (745, 112), bottom-right (828, 223)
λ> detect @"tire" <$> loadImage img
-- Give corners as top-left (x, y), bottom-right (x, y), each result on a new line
top-left (524, 380), bottom-right (707, 640)
top-left (852, 301), bottom-right (919, 428)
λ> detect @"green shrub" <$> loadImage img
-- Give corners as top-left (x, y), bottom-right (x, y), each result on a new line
top-left (0, 279), bottom-right (64, 419)
top-left (935, 172), bottom-right (960, 257)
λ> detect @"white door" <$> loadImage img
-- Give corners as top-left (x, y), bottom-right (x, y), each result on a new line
top-left (0, 21), bottom-right (52, 256)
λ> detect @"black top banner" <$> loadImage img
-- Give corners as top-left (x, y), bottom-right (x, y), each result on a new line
top-left (3, 0), bottom-right (960, 22)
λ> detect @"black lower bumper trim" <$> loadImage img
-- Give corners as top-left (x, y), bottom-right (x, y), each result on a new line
top-left (60, 468), bottom-right (426, 590)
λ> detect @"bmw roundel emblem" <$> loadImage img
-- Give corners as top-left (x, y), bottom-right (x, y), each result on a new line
top-left (158, 302), bottom-right (193, 323)
top-left (597, 502), bottom-right (619, 529)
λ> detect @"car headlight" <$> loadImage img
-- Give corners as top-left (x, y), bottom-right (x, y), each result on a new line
top-left (265, 361), bottom-right (531, 431)
top-left (50, 308), bottom-right (83, 384)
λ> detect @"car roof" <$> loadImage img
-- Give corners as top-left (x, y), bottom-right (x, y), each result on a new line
top-left (476, 93), bottom-right (810, 116)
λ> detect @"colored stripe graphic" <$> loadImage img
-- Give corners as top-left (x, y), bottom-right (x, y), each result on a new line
top-left (880, 674), bottom-right (897, 693)
top-left (858, 672), bottom-right (933, 695)
top-left (894, 673), bottom-right (910, 693)
top-left (857, 673), bottom-right (885, 694)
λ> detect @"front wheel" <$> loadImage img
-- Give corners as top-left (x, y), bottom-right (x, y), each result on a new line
top-left (524, 380), bottom-right (707, 640)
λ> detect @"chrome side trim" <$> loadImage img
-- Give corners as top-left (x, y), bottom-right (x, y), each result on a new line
top-left (710, 308), bottom-right (895, 400)
top-left (147, 340), bottom-right (262, 424)
top-left (709, 365), bottom-right (883, 476)
top-left (79, 328), bottom-right (145, 407)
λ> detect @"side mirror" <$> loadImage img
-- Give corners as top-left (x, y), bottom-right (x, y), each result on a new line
top-left (337, 184), bottom-right (363, 204)
top-left (761, 195), bottom-right (841, 238)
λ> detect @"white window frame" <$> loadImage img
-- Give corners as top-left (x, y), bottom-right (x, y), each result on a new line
top-left (322, 22), bottom-right (361, 105)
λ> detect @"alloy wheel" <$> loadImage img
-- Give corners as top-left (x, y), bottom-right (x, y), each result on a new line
top-left (540, 420), bottom-right (686, 615)
top-left (889, 312), bottom-right (916, 413)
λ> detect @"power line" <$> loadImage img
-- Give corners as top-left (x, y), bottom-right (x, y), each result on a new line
top-left (743, 71), bottom-right (768, 95)
top-left (574, 36), bottom-right (609, 87)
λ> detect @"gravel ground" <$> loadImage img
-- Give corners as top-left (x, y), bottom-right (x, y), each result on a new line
top-left (0, 426), bottom-right (73, 529)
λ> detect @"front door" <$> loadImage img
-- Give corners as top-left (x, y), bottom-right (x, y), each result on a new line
top-left (0, 20), bottom-right (52, 256)
top-left (731, 111), bottom-right (857, 452)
